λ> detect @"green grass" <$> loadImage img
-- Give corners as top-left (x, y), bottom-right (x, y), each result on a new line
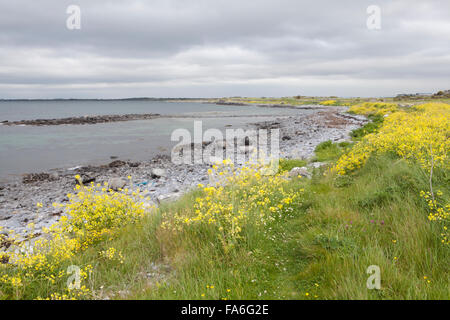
top-left (278, 159), bottom-right (307, 173)
top-left (313, 141), bottom-right (353, 162)
top-left (350, 114), bottom-right (384, 140)
top-left (213, 95), bottom-right (450, 108)
top-left (20, 155), bottom-right (445, 300)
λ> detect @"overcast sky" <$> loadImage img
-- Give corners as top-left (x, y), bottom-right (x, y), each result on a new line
top-left (0, 0), bottom-right (449, 98)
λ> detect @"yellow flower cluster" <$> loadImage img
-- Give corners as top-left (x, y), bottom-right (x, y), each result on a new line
top-left (320, 100), bottom-right (337, 106)
top-left (0, 181), bottom-right (148, 299)
top-left (348, 102), bottom-right (398, 116)
top-left (335, 103), bottom-right (450, 175)
top-left (99, 247), bottom-right (124, 264)
top-left (420, 190), bottom-right (449, 245)
top-left (162, 161), bottom-right (304, 252)
top-left (335, 102), bottom-right (449, 246)
top-left (36, 285), bottom-right (91, 300)
top-left (0, 274), bottom-right (23, 288)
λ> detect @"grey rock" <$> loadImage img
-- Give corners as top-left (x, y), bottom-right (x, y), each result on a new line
top-left (76, 174), bottom-right (96, 185)
top-left (22, 173), bottom-right (52, 184)
top-left (128, 162), bottom-right (140, 168)
top-left (108, 160), bottom-right (126, 168)
top-left (49, 172), bottom-right (60, 180)
top-left (151, 168), bottom-right (167, 179)
top-left (308, 162), bottom-right (326, 169)
top-left (289, 167), bottom-right (312, 179)
top-left (107, 178), bottom-right (127, 191)
top-left (156, 192), bottom-right (180, 204)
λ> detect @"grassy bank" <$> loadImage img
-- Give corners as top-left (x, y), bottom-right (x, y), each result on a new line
top-left (87, 156), bottom-right (449, 300)
top-left (209, 95), bottom-right (450, 108)
top-left (1, 102), bottom-right (448, 300)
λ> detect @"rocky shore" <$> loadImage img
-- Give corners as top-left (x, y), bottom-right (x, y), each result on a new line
top-left (1, 113), bottom-right (161, 126)
top-left (0, 101), bottom-right (332, 127)
top-left (0, 106), bottom-right (366, 241)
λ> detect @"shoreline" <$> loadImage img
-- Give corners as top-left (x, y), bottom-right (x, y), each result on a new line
top-left (0, 103), bottom-right (329, 127)
top-left (0, 113), bottom-right (160, 126)
top-left (0, 106), bottom-right (366, 240)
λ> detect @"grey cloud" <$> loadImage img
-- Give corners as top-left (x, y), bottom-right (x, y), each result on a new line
top-left (0, 0), bottom-right (449, 98)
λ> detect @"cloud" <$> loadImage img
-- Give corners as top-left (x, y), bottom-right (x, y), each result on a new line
top-left (0, 0), bottom-right (449, 98)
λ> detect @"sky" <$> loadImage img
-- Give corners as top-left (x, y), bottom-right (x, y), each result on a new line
top-left (0, 0), bottom-right (449, 99)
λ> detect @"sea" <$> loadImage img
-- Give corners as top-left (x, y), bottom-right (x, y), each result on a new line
top-left (0, 100), bottom-right (312, 182)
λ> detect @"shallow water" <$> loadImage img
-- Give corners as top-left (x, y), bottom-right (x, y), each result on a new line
top-left (0, 100), bottom-right (298, 121)
top-left (0, 101), bottom-right (312, 181)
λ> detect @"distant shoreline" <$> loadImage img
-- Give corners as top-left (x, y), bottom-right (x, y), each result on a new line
top-left (0, 103), bottom-right (330, 126)
top-left (0, 98), bottom-right (214, 102)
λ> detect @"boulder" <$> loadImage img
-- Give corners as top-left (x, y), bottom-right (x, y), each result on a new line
top-left (49, 172), bottom-right (60, 180)
top-left (107, 178), bottom-right (127, 191)
top-left (22, 173), bottom-right (51, 184)
top-left (108, 160), bottom-right (126, 168)
top-left (128, 162), bottom-right (140, 168)
top-left (308, 162), bottom-right (326, 169)
top-left (151, 168), bottom-right (167, 179)
top-left (156, 192), bottom-right (180, 204)
top-left (289, 167), bottom-right (312, 179)
top-left (75, 174), bottom-right (96, 185)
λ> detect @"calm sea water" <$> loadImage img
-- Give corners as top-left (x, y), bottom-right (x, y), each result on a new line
top-left (0, 100), bottom-right (310, 182)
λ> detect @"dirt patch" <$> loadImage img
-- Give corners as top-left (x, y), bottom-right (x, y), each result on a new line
top-left (315, 111), bottom-right (354, 128)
